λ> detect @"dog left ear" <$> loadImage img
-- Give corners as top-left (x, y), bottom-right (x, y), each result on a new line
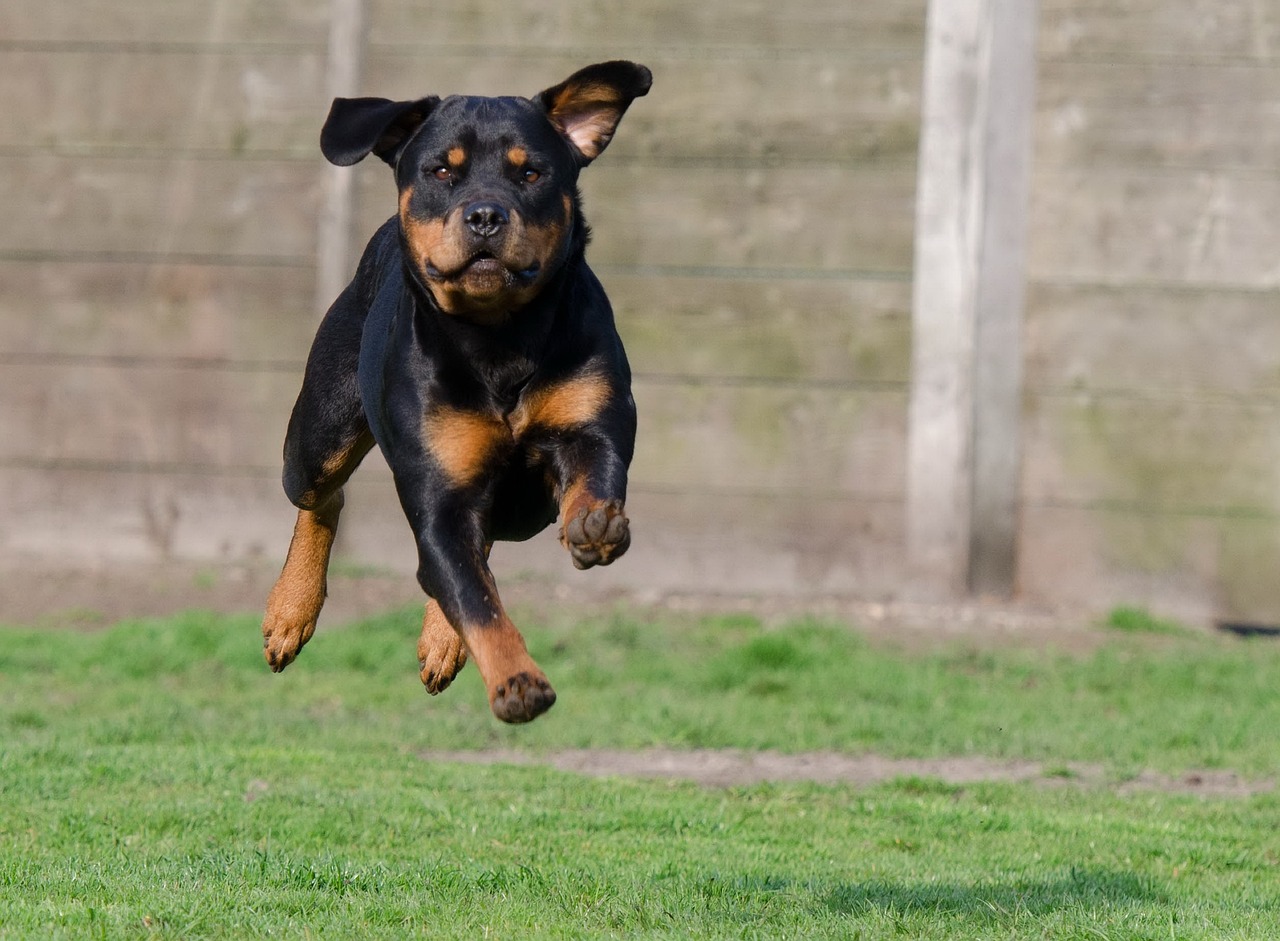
top-left (536, 61), bottom-right (652, 165)
top-left (320, 96), bottom-right (440, 168)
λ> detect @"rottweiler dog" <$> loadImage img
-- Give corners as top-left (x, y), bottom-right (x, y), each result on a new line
top-left (261, 61), bottom-right (652, 724)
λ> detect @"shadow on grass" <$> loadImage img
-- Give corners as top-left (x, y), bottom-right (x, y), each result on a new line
top-left (821, 867), bottom-right (1166, 918)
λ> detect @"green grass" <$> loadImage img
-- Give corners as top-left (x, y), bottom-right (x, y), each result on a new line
top-left (1104, 605), bottom-right (1192, 637)
top-left (2, 607), bottom-right (1279, 938)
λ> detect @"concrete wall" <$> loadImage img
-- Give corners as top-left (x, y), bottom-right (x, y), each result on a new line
top-left (1020, 0), bottom-right (1280, 620)
top-left (2, 0), bottom-right (1278, 620)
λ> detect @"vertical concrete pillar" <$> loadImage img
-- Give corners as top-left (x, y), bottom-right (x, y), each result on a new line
top-left (906, 0), bottom-right (1039, 597)
top-left (315, 0), bottom-right (367, 316)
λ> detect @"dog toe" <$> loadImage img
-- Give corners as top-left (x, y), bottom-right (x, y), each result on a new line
top-left (262, 612), bottom-right (315, 673)
top-left (418, 641), bottom-right (468, 695)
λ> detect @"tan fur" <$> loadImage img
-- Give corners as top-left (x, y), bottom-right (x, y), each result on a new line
top-left (400, 188), bottom-right (574, 320)
top-left (557, 476), bottom-right (593, 522)
top-left (418, 599), bottom-right (468, 694)
top-left (262, 493), bottom-right (343, 669)
top-left (421, 374), bottom-right (608, 487)
top-left (422, 406), bottom-right (507, 487)
top-left (511, 372), bottom-right (610, 435)
top-left (547, 82), bottom-right (624, 159)
top-left (457, 607), bottom-right (550, 716)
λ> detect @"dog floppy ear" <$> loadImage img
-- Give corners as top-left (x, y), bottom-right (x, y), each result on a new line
top-left (536, 61), bottom-right (652, 165)
top-left (319, 96), bottom-right (440, 167)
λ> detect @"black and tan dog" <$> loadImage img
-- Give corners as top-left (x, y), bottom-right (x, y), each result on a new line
top-left (261, 61), bottom-right (652, 724)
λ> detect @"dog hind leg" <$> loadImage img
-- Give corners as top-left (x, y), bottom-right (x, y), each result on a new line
top-left (263, 491), bottom-right (344, 671)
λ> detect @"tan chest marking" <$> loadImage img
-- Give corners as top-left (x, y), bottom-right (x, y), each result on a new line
top-left (422, 376), bottom-right (611, 489)
top-left (510, 373), bottom-right (611, 436)
top-left (422, 407), bottom-right (509, 488)
top-left (422, 374), bottom-right (612, 488)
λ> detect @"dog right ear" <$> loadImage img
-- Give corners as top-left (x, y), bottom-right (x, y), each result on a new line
top-left (319, 96), bottom-right (440, 167)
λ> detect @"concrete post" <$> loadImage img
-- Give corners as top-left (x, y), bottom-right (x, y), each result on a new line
top-left (906, 0), bottom-right (1040, 597)
top-left (315, 0), bottom-right (367, 316)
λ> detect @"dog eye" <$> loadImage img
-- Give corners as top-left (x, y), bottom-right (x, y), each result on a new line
top-left (430, 166), bottom-right (453, 182)
top-left (522, 168), bottom-right (541, 184)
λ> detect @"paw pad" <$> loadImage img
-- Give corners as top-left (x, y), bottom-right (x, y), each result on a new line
top-left (562, 500), bottom-right (630, 569)
top-left (491, 671), bottom-right (557, 724)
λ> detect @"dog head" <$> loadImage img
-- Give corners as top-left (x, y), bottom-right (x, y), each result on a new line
top-left (320, 61), bottom-right (652, 324)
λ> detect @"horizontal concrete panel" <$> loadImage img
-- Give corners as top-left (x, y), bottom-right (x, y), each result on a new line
top-left (1028, 168), bottom-right (1280, 287)
top-left (633, 381), bottom-right (906, 497)
top-left (1, 362), bottom-right (904, 499)
top-left (1038, 0), bottom-right (1279, 62)
top-left (0, 465), bottom-right (295, 565)
top-left (1036, 61), bottom-right (1280, 171)
top-left (587, 164), bottom-right (916, 273)
top-left (2, 49), bottom-right (328, 156)
top-left (0, 261), bottom-right (910, 384)
top-left (0, 0), bottom-right (929, 52)
top-left (1025, 282), bottom-right (1280, 395)
top-left (0, 260), bottom-right (318, 360)
top-left (367, 0), bottom-right (926, 52)
top-left (1, 360), bottom-right (296, 470)
top-left (1018, 502), bottom-right (1280, 623)
top-left (364, 52), bottom-right (922, 166)
top-left (361, 484), bottom-right (907, 600)
top-left (0, 465), bottom-right (906, 599)
top-left (4, 153), bottom-right (914, 273)
top-left (610, 274), bottom-right (912, 383)
top-left (357, 165), bottom-right (918, 274)
top-left (1022, 392), bottom-right (1280, 511)
top-left (0, 154), bottom-right (322, 260)
top-left (3, 50), bottom-right (919, 166)
top-left (2, 0), bottom-right (331, 44)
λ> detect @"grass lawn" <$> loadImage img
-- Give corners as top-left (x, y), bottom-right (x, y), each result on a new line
top-left (1, 605), bottom-right (1278, 938)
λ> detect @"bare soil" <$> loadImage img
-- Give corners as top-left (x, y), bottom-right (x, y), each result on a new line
top-left (422, 749), bottom-right (1274, 798)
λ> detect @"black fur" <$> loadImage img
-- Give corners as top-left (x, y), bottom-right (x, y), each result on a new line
top-left (262, 61), bottom-right (652, 725)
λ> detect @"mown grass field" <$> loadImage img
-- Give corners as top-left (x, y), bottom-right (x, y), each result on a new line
top-left (1, 604), bottom-right (1278, 938)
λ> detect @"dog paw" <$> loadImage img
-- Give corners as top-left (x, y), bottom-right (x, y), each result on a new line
top-left (262, 608), bottom-right (316, 673)
top-left (490, 671), bottom-right (557, 724)
top-left (418, 631), bottom-right (468, 695)
top-left (561, 499), bottom-right (630, 570)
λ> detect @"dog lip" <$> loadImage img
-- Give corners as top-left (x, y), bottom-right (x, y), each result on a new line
top-left (422, 253), bottom-right (496, 280)
top-left (423, 252), bottom-right (536, 282)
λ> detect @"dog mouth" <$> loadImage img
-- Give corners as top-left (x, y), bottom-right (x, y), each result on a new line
top-left (424, 251), bottom-right (540, 284)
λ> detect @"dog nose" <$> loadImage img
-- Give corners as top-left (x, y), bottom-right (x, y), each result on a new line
top-left (464, 201), bottom-right (509, 238)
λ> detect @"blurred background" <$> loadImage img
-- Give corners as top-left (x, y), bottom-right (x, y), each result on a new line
top-left (2, 0), bottom-right (1278, 625)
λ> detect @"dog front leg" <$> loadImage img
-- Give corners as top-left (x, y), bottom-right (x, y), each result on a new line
top-left (407, 496), bottom-right (555, 723)
top-left (553, 439), bottom-right (633, 570)
top-left (263, 490), bottom-right (344, 670)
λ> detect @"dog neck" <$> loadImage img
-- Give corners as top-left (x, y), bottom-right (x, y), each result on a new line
top-left (405, 253), bottom-right (583, 399)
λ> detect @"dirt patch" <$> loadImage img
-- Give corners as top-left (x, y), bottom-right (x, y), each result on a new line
top-left (422, 748), bottom-right (1274, 798)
